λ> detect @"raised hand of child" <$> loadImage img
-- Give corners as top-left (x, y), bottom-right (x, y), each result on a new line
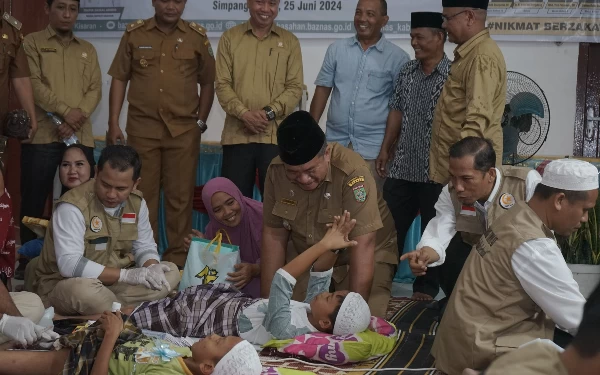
top-left (97, 310), bottom-right (124, 341)
top-left (320, 210), bottom-right (358, 251)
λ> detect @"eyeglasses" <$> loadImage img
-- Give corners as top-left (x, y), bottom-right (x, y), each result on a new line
top-left (441, 9), bottom-right (471, 22)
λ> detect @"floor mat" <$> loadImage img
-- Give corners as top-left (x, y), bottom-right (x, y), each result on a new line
top-left (259, 297), bottom-right (444, 374)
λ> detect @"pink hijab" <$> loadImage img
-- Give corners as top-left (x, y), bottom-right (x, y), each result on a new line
top-left (202, 177), bottom-right (262, 297)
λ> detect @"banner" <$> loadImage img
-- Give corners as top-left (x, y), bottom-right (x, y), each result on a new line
top-left (76, 0), bottom-right (600, 42)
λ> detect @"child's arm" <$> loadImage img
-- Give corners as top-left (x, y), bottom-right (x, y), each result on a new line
top-left (90, 311), bottom-right (123, 375)
top-left (282, 211), bottom-right (357, 279)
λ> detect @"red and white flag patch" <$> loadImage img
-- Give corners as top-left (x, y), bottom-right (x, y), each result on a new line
top-left (460, 205), bottom-right (476, 216)
top-left (122, 213), bottom-right (136, 224)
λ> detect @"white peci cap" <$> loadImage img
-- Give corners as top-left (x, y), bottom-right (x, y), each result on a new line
top-left (213, 340), bottom-right (262, 375)
top-left (541, 159), bottom-right (599, 191)
top-left (332, 292), bottom-right (371, 336)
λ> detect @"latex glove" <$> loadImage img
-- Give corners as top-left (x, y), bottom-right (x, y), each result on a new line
top-left (0, 314), bottom-right (37, 346)
top-left (119, 267), bottom-right (162, 290)
top-left (34, 325), bottom-right (60, 342)
top-left (147, 263), bottom-right (172, 291)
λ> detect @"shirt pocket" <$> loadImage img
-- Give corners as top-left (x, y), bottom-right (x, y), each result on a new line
top-left (172, 47), bottom-right (197, 76)
top-left (316, 208), bottom-right (343, 224)
top-left (272, 201), bottom-right (298, 222)
top-left (78, 54), bottom-right (92, 88)
top-left (132, 49), bottom-right (156, 75)
top-left (494, 334), bottom-right (526, 357)
top-left (366, 70), bottom-right (390, 93)
top-left (0, 43), bottom-right (14, 74)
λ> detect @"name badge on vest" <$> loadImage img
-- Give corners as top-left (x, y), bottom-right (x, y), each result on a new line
top-left (499, 193), bottom-right (515, 209)
top-left (122, 212), bottom-right (136, 224)
top-left (89, 237), bottom-right (108, 251)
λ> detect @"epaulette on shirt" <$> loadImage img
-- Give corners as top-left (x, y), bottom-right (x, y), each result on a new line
top-left (3, 12), bottom-right (21, 31)
top-left (189, 22), bottom-right (206, 37)
top-left (127, 20), bottom-right (145, 32)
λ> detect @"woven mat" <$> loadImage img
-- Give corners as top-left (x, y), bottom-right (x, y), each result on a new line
top-left (259, 297), bottom-right (445, 374)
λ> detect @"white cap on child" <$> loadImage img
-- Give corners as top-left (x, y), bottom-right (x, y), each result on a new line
top-left (333, 292), bottom-right (371, 336)
top-left (213, 340), bottom-right (262, 375)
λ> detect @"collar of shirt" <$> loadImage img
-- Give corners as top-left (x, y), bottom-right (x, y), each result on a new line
top-left (349, 33), bottom-right (387, 52)
top-left (145, 17), bottom-right (187, 33)
top-left (45, 25), bottom-right (80, 44)
top-left (454, 28), bottom-right (490, 59)
top-left (481, 167), bottom-right (502, 211)
top-left (411, 53), bottom-right (451, 76)
top-left (244, 20), bottom-right (281, 38)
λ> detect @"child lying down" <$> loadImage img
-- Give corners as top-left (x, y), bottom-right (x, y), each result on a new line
top-left (128, 211), bottom-right (372, 345)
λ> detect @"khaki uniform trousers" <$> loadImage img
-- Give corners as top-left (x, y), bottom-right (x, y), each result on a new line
top-left (128, 127), bottom-right (201, 267)
top-left (44, 261), bottom-right (181, 316)
top-left (287, 243), bottom-right (394, 318)
top-left (0, 292), bottom-right (45, 344)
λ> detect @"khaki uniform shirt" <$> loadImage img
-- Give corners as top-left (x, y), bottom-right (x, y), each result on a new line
top-left (263, 143), bottom-right (397, 272)
top-left (0, 13), bottom-right (29, 124)
top-left (429, 29), bottom-right (507, 184)
top-left (215, 22), bottom-right (304, 146)
top-left (23, 26), bottom-right (101, 147)
top-left (108, 18), bottom-right (215, 139)
top-left (35, 180), bottom-right (143, 304)
top-left (483, 341), bottom-right (568, 375)
top-left (432, 201), bottom-right (555, 375)
top-left (450, 166), bottom-right (530, 245)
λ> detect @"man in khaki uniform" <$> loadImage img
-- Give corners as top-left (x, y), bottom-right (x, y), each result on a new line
top-left (432, 159), bottom-right (595, 375)
top-left (34, 146), bottom-right (180, 315)
top-left (107, 0), bottom-right (215, 267)
top-left (216, 0), bottom-right (303, 198)
top-left (261, 111), bottom-right (397, 318)
top-left (402, 137), bottom-right (540, 303)
top-left (429, 0), bottom-right (507, 185)
top-left (20, 0), bottom-right (101, 245)
top-left (0, 11), bottom-right (37, 136)
top-left (464, 282), bottom-right (600, 375)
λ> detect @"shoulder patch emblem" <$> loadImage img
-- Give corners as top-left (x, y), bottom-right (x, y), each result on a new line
top-left (3, 12), bottom-right (22, 31)
top-left (127, 19), bottom-right (145, 32)
top-left (347, 176), bottom-right (365, 187)
top-left (499, 193), bottom-right (515, 209)
top-left (353, 184), bottom-right (367, 203)
top-left (189, 22), bottom-right (207, 36)
top-left (208, 45), bottom-right (214, 57)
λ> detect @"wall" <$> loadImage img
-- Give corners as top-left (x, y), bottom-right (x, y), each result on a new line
top-left (89, 36), bottom-right (579, 156)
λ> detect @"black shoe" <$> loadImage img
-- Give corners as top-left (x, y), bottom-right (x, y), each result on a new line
top-left (14, 258), bottom-right (29, 280)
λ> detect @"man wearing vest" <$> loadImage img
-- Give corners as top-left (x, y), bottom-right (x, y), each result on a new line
top-left (34, 145), bottom-right (181, 315)
top-left (432, 158), bottom-right (594, 375)
top-left (402, 137), bottom-right (541, 302)
top-left (464, 281), bottom-right (600, 375)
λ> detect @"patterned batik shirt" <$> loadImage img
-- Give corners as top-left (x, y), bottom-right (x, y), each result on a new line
top-left (388, 55), bottom-right (451, 183)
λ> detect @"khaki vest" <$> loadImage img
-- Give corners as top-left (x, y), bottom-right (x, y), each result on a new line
top-left (34, 180), bottom-right (143, 303)
top-left (432, 201), bottom-right (555, 375)
top-left (450, 166), bottom-right (530, 245)
top-left (484, 341), bottom-right (568, 375)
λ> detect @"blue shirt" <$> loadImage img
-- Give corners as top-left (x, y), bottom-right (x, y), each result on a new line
top-left (315, 35), bottom-right (409, 160)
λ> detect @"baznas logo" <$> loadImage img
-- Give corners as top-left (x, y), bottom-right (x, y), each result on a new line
top-left (196, 266), bottom-right (218, 284)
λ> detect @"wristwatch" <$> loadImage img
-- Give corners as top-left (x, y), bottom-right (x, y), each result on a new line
top-left (196, 119), bottom-right (208, 133)
top-left (263, 106), bottom-right (276, 121)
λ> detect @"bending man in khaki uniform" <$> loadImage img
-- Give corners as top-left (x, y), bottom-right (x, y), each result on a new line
top-left (261, 111), bottom-right (397, 318)
top-left (429, 0), bottom-right (506, 185)
top-left (107, 0), bottom-right (216, 267)
top-left (432, 158), bottom-right (594, 375)
top-left (34, 145), bottom-right (181, 316)
top-left (463, 281), bottom-right (600, 375)
top-left (402, 137), bottom-right (540, 308)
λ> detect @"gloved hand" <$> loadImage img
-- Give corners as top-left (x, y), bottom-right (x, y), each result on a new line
top-left (34, 325), bottom-right (59, 342)
top-left (0, 314), bottom-right (37, 346)
top-left (147, 263), bottom-right (172, 291)
top-left (119, 264), bottom-right (171, 291)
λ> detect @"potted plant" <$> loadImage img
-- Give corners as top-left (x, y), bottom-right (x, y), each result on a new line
top-left (557, 196), bottom-right (600, 298)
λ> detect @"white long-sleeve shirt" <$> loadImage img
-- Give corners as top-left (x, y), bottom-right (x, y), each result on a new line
top-left (53, 199), bottom-right (160, 279)
top-left (418, 168), bottom-right (542, 265)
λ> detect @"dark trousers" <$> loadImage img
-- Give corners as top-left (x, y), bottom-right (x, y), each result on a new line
top-left (221, 143), bottom-right (279, 198)
top-left (20, 143), bottom-right (94, 243)
top-left (383, 178), bottom-right (443, 297)
top-left (439, 232), bottom-right (473, 298)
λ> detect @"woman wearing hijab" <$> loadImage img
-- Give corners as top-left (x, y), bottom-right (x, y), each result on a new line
top-left (184, 177), bottom-right (262, 298)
